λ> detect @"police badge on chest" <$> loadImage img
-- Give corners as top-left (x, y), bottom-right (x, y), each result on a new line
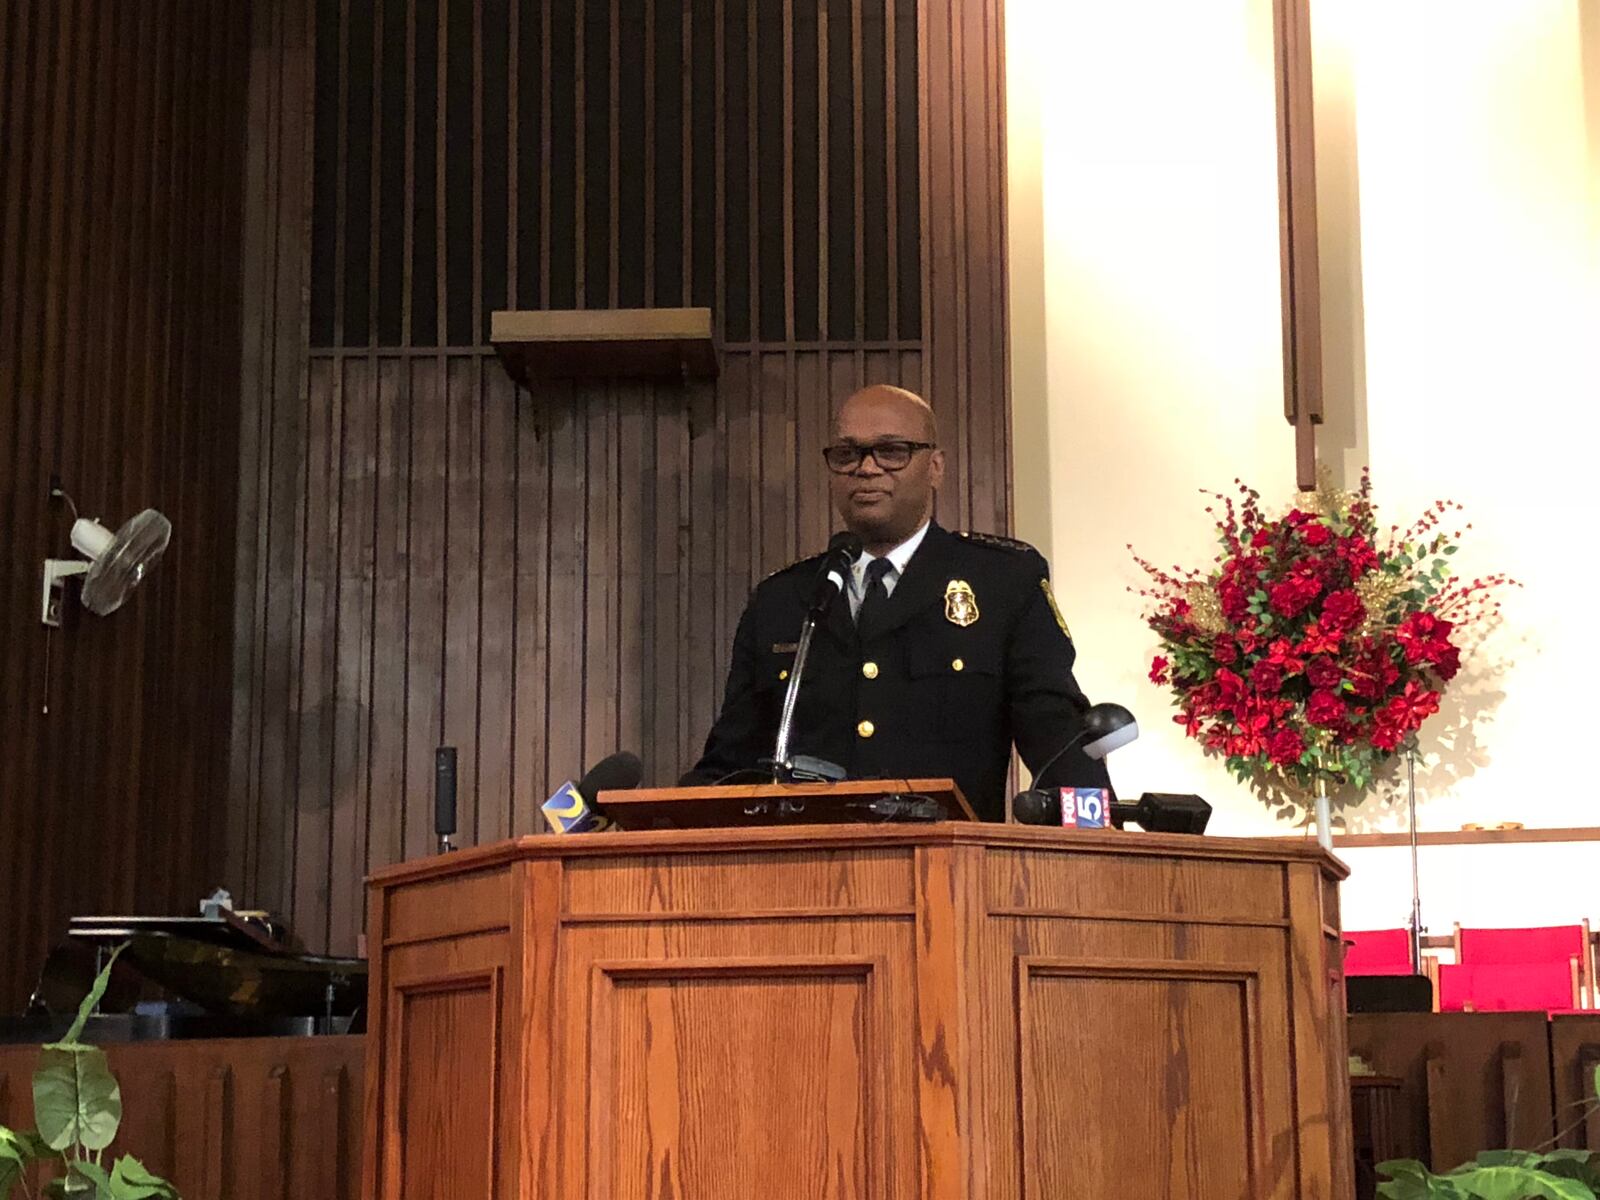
top-left (944, 579), bottom-right (979, 627)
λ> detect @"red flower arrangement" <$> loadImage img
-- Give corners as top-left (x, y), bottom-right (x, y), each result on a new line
top-left (1133, 472), bottom-right (1514, 801)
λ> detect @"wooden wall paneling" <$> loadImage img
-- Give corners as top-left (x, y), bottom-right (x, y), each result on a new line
top-left (444, 353), bottom-right (484, 840)
top-left (232, 0), bottom-right (1008, 957)
top-left (1348, 1012), bottom-right (1557, 1168)
top-left (402, 355), bottom-right (446, 862)
top-left (616, 381), bottom-right (649, 780)
top-left (330, 353), bottom-right (378, 956)
top-left (580, 380), bottom-right (619, 767)
top-left (367, 356), bottom-right (413, 866)
top-left (478, 360), bottom-right (518, 842)
top-left (1551, 1014), bottom-right (1600, 1150)
top-left (0, 0), bottom-right (248, 1009)
top-left (510, 373), bottom-right (551, 832)
top-left (0, 1038), bottom-right (364, 1200)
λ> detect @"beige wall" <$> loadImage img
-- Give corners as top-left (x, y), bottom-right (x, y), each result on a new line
top-left (1007, 1), bottom-right (1600, 927)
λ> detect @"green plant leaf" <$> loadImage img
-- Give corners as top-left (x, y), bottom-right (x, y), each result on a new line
top-left (1448, 1164), bottom-right (1595, 1200)
top-left (1377, 1159), bottom-right (1461, 1200)
top-left (33, 1045), bottom-right (122, 1152)
top-left (60, 944), bottom-right (126, 1047)
top-left (107, 1155), bottom-right (179, 1199)
top-left (67, 1160), bottom-right (114, 1196)
top-left (1475, 1150), bottom-right (1545, 1168)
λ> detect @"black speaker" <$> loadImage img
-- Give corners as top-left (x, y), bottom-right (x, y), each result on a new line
top-left (1346, 973), bottom-right (1433, 1014)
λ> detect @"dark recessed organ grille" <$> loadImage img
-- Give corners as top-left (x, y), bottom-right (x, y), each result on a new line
top-left (307, 0), bottom-right (921, 349)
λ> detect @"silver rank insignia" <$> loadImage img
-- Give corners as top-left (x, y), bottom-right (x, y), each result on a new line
top-left (944, 579), bottom-right (979, 627)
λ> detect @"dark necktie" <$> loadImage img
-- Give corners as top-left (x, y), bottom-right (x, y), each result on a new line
top-left (856, 557), bottom-right (894, 642)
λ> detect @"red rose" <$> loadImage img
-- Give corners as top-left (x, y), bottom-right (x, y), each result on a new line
top-left (1431, 645), bottom-right (1461, 681)
top-left (1149, 655), bottom-right (1170, 685)
top-left (1305, 656), bottom-right (1342, 690)
top-left (1267, 728), bottom-right (1306, 765)
top-left (1213, 668), bottom-right (1245, 706)
top-left (1250, 659), bottom-right (1284, 695)
top-left (1265, 638), bottom-right (1305, 673)
top-left (1350, 647), bottom-right (1400, 699)
top-left (1269, 575), bottom-right (1320, 618)
top-left (1302, 523), bottom-right (1332, 547)
top-left (1339, 536), bottom-right (1380, 575)
top-left (1297, 621), bottom-right (1343, 656)
top-left (1321, 589), bottom-right (1366, 634)
top-left (1251, 528), bottom-right (1273, 549)
top-left (1219, 581), bottom-right (1251, 624)
top-left (1307, 689), bottom-right (1346, 726)
top-left (1212, 638), bottom-right (1239, 665)
top-left (1396, 612), bottom-right (1453, 664)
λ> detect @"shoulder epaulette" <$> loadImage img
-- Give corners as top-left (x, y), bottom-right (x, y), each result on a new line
top-left (957, 530), bottom-right (1039, 555)
top-left (761, 549), bottom-right (828, 583)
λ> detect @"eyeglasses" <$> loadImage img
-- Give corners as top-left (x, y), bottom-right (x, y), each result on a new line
top-left (822, 440), bottom-right (936, 473)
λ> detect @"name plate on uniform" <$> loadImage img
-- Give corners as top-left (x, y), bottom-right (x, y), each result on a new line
top-left (1059, 787), bottom-right (1111, 829)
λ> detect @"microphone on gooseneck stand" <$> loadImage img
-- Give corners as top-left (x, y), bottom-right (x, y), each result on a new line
top-left (1012, 703), bottom-right (1139, 827)
top-left (541, 751), bottom-right (645, 834)
top-left (808, 530), bottom-right (863, 615)
top-left (770, 532), bottom-right (862, 785)
top-left (435, 747), bottom-right (458, 853)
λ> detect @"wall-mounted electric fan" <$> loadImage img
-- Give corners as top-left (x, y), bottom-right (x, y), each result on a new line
top-left (41, 496), bottom-right (172, 626)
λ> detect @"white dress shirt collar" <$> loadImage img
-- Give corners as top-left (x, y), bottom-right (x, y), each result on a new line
top-left (848, 519), bottom-right (931, 613)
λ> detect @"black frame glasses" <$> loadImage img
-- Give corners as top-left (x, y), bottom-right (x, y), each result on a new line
top-left (822, 440), bottom-right (937, 473)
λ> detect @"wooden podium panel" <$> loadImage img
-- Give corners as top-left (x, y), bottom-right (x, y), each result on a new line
top-left (363, 824), bottom-right (1350, 1199)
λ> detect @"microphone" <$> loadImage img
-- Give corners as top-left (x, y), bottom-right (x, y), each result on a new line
top-left (808, 531), bottom-right (863, 615)
top-left (434, 747), bottom-right (458, 853)
top-left (771, 533), bottom-right (861, 782)
top-left (1012, 702), bottom-right (1139, 826)
top-left (541, 751), bottom-right (644, 834)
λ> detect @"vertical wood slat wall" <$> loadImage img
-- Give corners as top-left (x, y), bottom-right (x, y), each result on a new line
top-left (0, 1), bottom-right (249, 1011)
top-left (231, 0), bottom-right (1011, 957)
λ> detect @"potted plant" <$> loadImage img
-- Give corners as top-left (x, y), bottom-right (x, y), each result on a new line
top-left (0, 946), bottom-right (179, 1199)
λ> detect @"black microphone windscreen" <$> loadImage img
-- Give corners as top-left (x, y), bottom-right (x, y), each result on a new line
top-left (434, 747), bottom-right (458, 836)
top-left (578, 751), bottom-right (644, 799)
top-left (1012, 788), bottom-right (1060, 826)
top-left (827, 530), bottom-right (864, 558)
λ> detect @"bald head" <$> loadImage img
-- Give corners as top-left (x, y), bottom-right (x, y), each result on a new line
top-left (827, 384), bottom-right (945, 553)
top-left (833, 384), bottom-right (939, 444)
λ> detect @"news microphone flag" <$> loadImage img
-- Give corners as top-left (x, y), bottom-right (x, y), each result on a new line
top-left (1059, 787), bottom-right (1111, 829)
top-left (541, 781), bottom-right (610, 834)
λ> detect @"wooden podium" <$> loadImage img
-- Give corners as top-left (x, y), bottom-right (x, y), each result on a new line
top-left (362, 805), bottom-right (1351, 1198)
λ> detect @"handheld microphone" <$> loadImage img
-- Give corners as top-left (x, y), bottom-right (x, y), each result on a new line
top-left (541, 751), bottom-right (645, 834)
top-left (434, 747), bottom-right (458, 853)
top-left (808, 531), bottom-right (863, 615)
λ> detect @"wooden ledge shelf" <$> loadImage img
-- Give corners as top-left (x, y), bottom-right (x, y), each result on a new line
top-left (490, 307), bottom-right (717, 386)
top-left (1330, 826), bottom-right (1600, 849)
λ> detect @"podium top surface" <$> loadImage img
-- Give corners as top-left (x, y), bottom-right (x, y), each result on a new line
top-left (368, 820), bottom-right (1348, 887)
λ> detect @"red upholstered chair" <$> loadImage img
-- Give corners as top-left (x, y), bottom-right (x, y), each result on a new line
top-left (1449, 922), bottom-right (1595, 1011)
top-left (1437, 961), bottom-right (1578, 1013)
top-left (1343, 929), bottom-right (1414, 976)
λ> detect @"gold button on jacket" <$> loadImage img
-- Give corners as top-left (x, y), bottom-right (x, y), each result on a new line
top-left (861, 661), bottom-right (879, 679)
top-left (856, 719), bottom-right (875, 738)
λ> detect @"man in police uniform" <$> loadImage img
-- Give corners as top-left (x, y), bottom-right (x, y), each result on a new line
top-left (684, 384), bottom-right (1110, 821)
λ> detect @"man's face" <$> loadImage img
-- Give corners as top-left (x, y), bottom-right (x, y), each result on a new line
top-left (827, 390), bottom-right (945, 546)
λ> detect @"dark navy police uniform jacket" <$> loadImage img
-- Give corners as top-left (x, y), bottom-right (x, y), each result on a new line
top-left (684, 522), bottom-right (1111, 821)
